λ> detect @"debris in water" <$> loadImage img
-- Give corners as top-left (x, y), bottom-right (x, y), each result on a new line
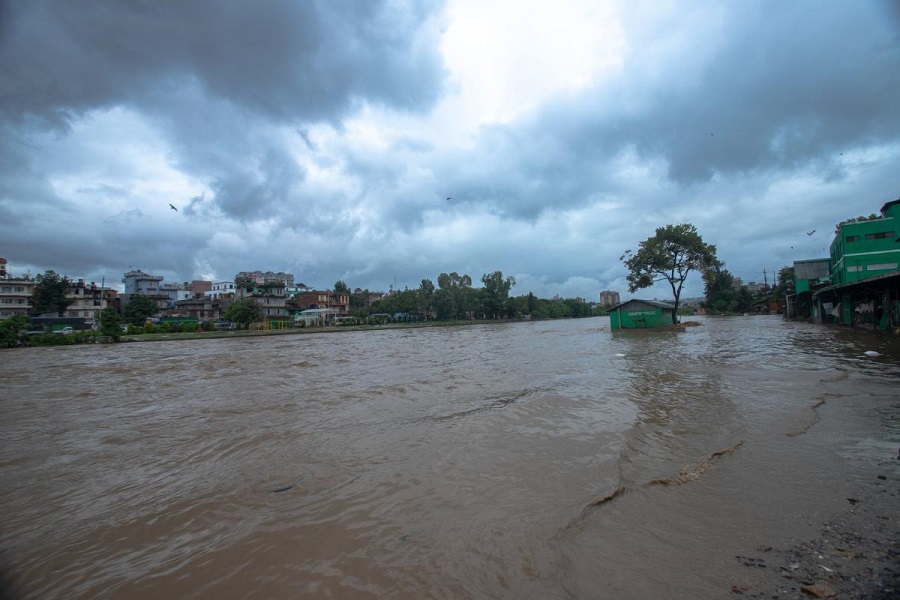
top-left (269, 484), bottom-right (294, 493)
top-left (614, 353), bottom-right (626, 357)
top-left (647, 441), bottom-right (744, 487)
top-left (863, 350), bottom-right (881, 357)
top-left (799, 583), bottom-right (837, 598)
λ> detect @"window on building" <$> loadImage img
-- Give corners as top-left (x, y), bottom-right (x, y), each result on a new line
top-left (864, 231), bottom-right (895, 240)
top-left (845, 235), bottom-right (861, 242)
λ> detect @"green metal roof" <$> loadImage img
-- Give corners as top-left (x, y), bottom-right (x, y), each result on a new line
top-left (608, 299), bottom-right (676, 311)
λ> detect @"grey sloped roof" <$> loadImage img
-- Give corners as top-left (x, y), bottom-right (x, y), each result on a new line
top-left (608, 299), bottom-right (676, 311)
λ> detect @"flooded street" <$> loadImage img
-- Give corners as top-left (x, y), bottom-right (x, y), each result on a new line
top-left (1, 316), bottom-right (898, 599)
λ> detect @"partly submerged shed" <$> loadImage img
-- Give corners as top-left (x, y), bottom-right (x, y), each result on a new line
top-left (608, 299), bottom-right (676, 330)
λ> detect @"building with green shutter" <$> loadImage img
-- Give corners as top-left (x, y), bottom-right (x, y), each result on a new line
top-left (829, 199), bottom-right (899, 285)
top-left (811, 198), bottom-right (900, 330)
top-left (608, 299), bottom-right (676, 330)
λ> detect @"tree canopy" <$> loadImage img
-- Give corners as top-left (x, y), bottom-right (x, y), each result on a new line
top-left (124, 294), bottom-right (156, 325)
top-left (433, 272), bottom-right (475, 320)
top-left (0, 316), bottom-right (30, 348)
top-left (99, 307), bottom-right (123, 340)
top-left (703, 264), bottom-right (751, 314)
top-left (31, 270), bottom-right (73, 316)
top-left (479, 271), bottom-right (516, 318)
top-left (223, 298), bottom-right (264, 329)
top-left (621, 223), bottom-right (718, 324)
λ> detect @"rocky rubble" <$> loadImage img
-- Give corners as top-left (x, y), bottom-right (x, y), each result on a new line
top-left (730, 465), bottom-right (898, 599)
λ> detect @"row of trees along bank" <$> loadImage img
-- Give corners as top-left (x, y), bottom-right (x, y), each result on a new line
top-left (346, 270), bottom-right (596, 322)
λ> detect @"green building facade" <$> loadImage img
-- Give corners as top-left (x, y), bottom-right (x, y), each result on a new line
top-left (810, 198), bottom-right (900, 331)
top-left (609, 299), bottom-right (675, 330)
top-left (829, 200), bottom-right (899, 285)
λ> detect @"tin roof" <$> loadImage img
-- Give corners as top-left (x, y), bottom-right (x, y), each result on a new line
top-left (608, 299), bottom-right (676, 311)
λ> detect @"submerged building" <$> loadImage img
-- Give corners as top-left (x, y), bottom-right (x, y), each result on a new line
top-left (608, 299), bottom-right (676, 330)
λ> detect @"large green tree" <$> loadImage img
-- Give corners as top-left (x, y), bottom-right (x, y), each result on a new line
top-left (31, 270), bottom-right (73, 316)
top-left (348, 288), bottom-right (370, 318)
top-left (223, 298), bottom-right (264, 329)
top-left (621, 223), bottom-right (718, 324)
top-left (382, 289), bottom-right (418, 316)
top-left (434, 272), bottom-right (474, 320)
top-left (703, 263), bottom-right (737, 314)
top-left (334, 280), bottom-right (350, 294)
top-left (480, 271), bottom-right (516, 319)
top-left (766, 266), bottom-right (796, 314)
top-left (0, 315), bottom-right (30, 348)
top-left (417, 279), bottom-right (435, 318)
top-left (124, 294), bottom-right (156, 325)
top-left (99, 307), bottom-right (123, 340)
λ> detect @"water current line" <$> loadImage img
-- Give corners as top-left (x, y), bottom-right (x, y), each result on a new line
top-left (565, 440), bottom-right (745, 529)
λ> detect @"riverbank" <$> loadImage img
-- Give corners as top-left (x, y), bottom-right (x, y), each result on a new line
top-left (731, 454), bottom-right (898, 599)
top-left (116, 317), bottom-right (529, 343)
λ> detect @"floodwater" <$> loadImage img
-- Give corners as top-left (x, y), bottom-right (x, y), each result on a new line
top-left (1, 316), bottom-right (898, 599)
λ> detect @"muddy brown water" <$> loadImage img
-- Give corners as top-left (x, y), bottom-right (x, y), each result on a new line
top-left (1, 316), bottom-right (898, 599)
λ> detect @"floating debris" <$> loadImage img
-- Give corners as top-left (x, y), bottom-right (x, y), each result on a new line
top-left (863, 350), bottom-right (881, 357)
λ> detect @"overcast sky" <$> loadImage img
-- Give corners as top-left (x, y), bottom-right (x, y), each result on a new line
top-left (2, 0), bottom-right (899, 300)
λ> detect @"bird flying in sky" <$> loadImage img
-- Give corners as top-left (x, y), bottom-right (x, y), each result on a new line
top-left (169, 203), bottom-right (178, 212)
top-left (806, 230), bottom-right (815, 236)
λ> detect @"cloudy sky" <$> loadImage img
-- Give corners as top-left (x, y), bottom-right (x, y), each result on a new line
top-left (2, 0), bottom-right (899, 300)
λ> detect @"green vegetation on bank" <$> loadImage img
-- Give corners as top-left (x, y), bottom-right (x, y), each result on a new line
top-left (3, 266), bottom-right (607, 348)
top-left (355, 270), bottom-right (599, 322)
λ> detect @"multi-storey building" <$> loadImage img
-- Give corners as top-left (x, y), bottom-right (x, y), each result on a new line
top-left (191, 280), bottom-right (213, 296)
top-left (0, 277), bottom-right (34, 319)
top-left (811, 198), bottom-right (900, 330)
top-left (159, 283), bottom-right (192, 308)
top-left (289, 290), bottom-right (329, 310)
top-left (63, 279), bottom-right (118, 323)
top-left (235, 271), bottom-right (295, 288)
top-left (329, 290), bottom-right (350, 315)
top-left (122, 269), bottom-right (168, 311)
top-left (171, 297), bottom-right (226, 322)
top-left (123, 270), bottom-right (164, 295)
top-left (599, 290), bottom-right (620, 306)
top-left (287, 289), bottom-right (349, 314)
top-left (205, 281), bottom-right (237, 299)
top-left (829, 200), bottom-right (899, 286)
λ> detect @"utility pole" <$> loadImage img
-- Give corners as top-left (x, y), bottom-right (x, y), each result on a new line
top-left (763, 268), bottom-right (768, 289)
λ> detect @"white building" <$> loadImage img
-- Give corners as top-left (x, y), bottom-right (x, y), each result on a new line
top-left (205, 281), bottom-right (237, 299)
top-left (0, 278), bottom-right (34, 319)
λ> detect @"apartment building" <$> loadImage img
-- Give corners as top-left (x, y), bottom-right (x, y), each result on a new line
top-left (598, 290), bottom-right (620, 306)
top-left (205, 281), bottom-right (237, 299)
top-left (0, 277), bottom-right (34, 319)
top-left (63, 279), bottom-right (118, 323)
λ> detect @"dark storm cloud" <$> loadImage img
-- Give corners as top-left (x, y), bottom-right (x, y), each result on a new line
top-left (448, 1), bottom-right (900, 219)
top-left (636, 1), bottom-right (900, 183)
top-left (209, 144), bottom-right (306, 220)
top-left (0, 0), bottom-right (447, 128)
top-left (0, 125), bottom-right (71, 224)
